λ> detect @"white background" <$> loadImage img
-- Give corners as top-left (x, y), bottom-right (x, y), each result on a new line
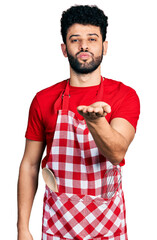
top-left (0, 0), bottom-right (157, 239)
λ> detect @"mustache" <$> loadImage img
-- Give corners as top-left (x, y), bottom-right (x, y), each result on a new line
top-left (76, 50), bottom-right (94, 57)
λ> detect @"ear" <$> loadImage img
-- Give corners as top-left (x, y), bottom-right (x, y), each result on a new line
top-left (103, 41), bottom-right (108, 56)
top-left (61, 43), bottom-right (68, 57)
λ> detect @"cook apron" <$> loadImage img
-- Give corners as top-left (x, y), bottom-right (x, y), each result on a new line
top-left (41, 77), bottom-right (128, 240)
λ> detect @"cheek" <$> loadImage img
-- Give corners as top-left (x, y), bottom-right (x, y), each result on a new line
top-left (66, 45), bottom-right (78, 56)
top-left (93, 46), bottom-right (103, 56)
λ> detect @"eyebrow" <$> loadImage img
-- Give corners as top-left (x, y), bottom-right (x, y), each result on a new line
top-left (69, 34), bottom-right (80, 39)
top-left (88, 33), bottom-right (99, 37)
top-left (69, 33), bottom-right (99, 40)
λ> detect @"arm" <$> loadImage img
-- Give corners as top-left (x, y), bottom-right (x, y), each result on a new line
top-left (17, 139), bottom-right (45, 240)
top-left (77, 101), bottom-right (135, 165)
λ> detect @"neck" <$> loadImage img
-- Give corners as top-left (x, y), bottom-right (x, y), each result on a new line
top-left (69, 66), bottom-right (101, 87)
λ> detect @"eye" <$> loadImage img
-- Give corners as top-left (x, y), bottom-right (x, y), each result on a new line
top-left (71, 39), bottom-right (78, 43)
top-left (89, 38), bottom-right (96, 42)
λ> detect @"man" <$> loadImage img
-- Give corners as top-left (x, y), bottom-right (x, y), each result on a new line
top-left (17, 5), bottom-right (140, 240)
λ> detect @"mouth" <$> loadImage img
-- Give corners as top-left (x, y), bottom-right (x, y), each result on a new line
top-left (77, 52), bottom-right (92, 60)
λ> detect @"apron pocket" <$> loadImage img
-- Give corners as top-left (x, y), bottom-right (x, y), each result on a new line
top-left (45, 191), bottom-right (123, 239)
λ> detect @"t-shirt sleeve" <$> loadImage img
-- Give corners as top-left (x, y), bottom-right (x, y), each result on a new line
top-left (111, 88), bottom-right (140, 131)
top-left (25, 95), bottom-right (45, 141)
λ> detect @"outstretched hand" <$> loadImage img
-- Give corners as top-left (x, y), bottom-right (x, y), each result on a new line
top-left (77, 101), bottom-right (111, 121)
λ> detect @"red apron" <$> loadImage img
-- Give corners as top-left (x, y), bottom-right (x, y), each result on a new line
top-left (41, 77), bottom-right (128, 240)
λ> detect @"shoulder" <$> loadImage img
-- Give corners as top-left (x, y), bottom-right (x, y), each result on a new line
top-left (104, 77), bottom-right (140, 129)
top-left (34, 79), bottom-right (67, 105)
top-left (103, 77), bottom-right (135, 92)
top-left (103, 77), bottom-right (139, 100)
top-left (36, 79), bottom-right (67, 99)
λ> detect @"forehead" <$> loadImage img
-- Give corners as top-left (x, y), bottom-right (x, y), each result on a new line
top-left (67, 23), bottom-right (101, 38)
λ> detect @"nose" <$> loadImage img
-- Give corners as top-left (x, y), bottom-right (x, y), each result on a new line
top-left (79, 40), bottom-right (88, 51)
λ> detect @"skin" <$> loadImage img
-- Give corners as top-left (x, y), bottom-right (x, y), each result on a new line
top-left (17, 140), bottom-right (45, 240)
top-left (17, 23), bottom-right (135, 239)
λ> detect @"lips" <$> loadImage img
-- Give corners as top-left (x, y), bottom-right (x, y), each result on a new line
top-left (77, 52), bottom-right (92, 59)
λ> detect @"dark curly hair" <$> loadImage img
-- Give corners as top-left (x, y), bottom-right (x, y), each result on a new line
top-left (61, 5), bottom-right (108, 44)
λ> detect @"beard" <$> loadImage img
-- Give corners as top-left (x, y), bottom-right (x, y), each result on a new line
top-left (66, 47), bottom-right (104, 74)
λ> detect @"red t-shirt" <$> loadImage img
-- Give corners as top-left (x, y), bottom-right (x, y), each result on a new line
top-left (25, 77), bottom-right (140, 166)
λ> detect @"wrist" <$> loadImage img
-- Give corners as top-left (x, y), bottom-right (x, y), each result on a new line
top-left (17, 221), bottom-right (29, 232)
top-left (86, 115), bottom-right (107, 127)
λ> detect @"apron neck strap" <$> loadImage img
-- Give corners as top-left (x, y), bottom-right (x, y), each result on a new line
top-left (62, 80), bottom-right (70, 111)
top-left (62, 76), bottom-right (105, 111)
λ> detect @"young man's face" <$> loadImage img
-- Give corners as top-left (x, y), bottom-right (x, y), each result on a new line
top-left (61, 24), bottom-right (108, 74)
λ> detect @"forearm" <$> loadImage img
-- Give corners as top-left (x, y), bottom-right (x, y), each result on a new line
top-left (17, 159), bottom-right (40, 231)
top-left (86, 117), bottom-right (128, 165)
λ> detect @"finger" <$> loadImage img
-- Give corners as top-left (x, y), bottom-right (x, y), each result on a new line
top-left (86, 106), bottom-right (94, 113)
top-left (93, 107), bottom-right (104, 115)
top-left (81, 107), bottom-right (97, 118)
top-left (87, 107), bottom-right (104, 117)
top-left (77, 105), bottom-right (87, 111)
top-left (103, 105), bottom-right (111, 113)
